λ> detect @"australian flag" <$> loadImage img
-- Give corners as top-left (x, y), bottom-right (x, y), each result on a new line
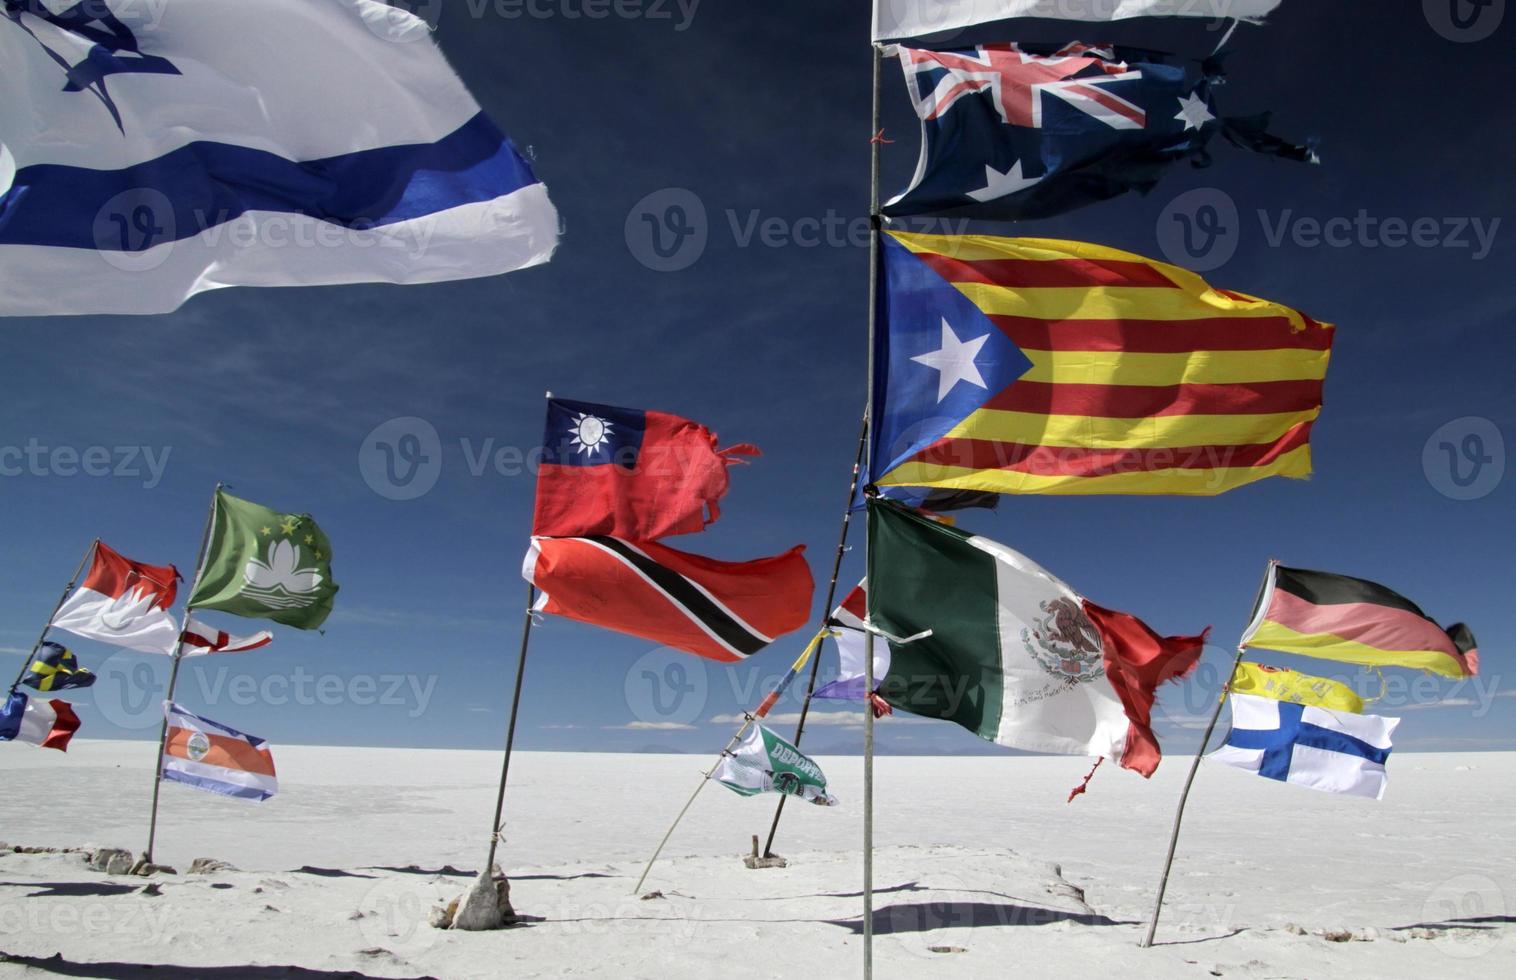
top-left (883, 42), bottom-right (1317, 221)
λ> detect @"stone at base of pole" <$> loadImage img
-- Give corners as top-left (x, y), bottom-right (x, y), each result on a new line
top-left (438, 869), bottom-right (515, 931)
top-left (742, 833), bottom-right (786, 869)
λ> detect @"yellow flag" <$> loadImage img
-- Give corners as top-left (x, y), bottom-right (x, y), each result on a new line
top-left (1230, 662), bottom-right (1363, 714)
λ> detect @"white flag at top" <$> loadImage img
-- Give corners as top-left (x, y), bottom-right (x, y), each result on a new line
top-left (0, 0), bottom-right (558, 316)
top-left (871, 1), bottom-right (1283, 40)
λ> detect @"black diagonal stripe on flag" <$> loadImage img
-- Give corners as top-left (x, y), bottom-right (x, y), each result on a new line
top-left (1273, 566), bottom-right (1436, 621)
top-left (585, 537), bottom-right (770, 658)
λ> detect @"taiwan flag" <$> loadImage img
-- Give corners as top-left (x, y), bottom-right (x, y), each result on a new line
top-left (532, 398), bottom-right (759, 540)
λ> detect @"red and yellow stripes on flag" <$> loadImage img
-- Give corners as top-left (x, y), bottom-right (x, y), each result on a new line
top-left (879, 232), bottom-right (1335, 495)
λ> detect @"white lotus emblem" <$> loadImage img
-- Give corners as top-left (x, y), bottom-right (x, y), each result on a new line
top-left (98, 583), bottom-right (162, 632)
top-left (241, 540), bottom-right (324, 610)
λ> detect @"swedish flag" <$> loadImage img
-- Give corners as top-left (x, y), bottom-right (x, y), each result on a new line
top-left (21, 641), bottom-right (95, 693)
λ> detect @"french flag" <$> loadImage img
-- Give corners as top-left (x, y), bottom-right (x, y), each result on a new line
top-left (0, 691), bottom-right (80, 752)
top-left (161, 703), bottom-right (277, 802)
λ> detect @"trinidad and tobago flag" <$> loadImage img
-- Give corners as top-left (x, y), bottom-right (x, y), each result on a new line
top-left (1241, 562), bottom-right (1478, 679)
top-left (532, 398), bottom-right (759, 541)
top-left (523, 536), bottom-right (813, 662)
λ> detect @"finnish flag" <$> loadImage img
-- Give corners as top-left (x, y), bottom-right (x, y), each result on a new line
top-left (1209, 692), bottom-right (1399, 800)
top-left (0, 0), bottom-right (559, 316)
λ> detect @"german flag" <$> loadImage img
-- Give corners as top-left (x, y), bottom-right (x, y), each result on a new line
top-left (871, 232), bottom-right (1334, 495)
top-left (1240, 563), bottom-right (1478, 679)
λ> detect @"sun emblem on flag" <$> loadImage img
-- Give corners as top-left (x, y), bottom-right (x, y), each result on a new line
top-left (567, 412), bottom-right (613, 456)
top-left (1020, 597), bottom-right (1105, 684)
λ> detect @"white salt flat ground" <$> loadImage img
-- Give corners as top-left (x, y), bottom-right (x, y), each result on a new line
top-left (0, 742), bottom-right (1512, 978)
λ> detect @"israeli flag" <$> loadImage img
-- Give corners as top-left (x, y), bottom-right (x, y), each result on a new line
top-left (1209, 693), bottom-right (1399, 800)
top-left (0, 0), bottom-right (559, 316)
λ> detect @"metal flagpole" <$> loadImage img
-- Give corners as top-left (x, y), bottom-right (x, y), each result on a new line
top-left (1141, 562), bottom-right (1274, 947)
top-left (484, 580), bottom-right (538, 876)
top-left (145, 483), bottom-right (223, 865)
top-left (861, 39), bottom-right (884, 980)
top-left (633, 632), bottom-right (827, 894)
top-left (8, 538), bottom-right (98, 695)
top-left (760, 408), bottom-right (868, 859)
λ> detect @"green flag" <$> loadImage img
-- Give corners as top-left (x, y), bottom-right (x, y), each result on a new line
top-left (711, 723), bottom-right (838, 806)
top-left (187, 489), bottom-right (338, 630)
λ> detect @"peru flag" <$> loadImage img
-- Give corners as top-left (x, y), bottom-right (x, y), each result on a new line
top-left (0, 691), bottom-right (80, 751)
top-left (50, 542), bottom-right (181, 654)
top-left (532, 398), bottom-right (759, 540)
top-left (162, 703), bottom-right (277, 802)
top-left (523, 536), bottom-right (813, 662)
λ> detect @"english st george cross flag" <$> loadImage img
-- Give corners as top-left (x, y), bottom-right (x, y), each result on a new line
top-left (162, 702), bottom-right (278, 801)
top-left (50, 541), bottom-right (181, 654)
top-left (886, 42), bottom-right (1315, 221)
top-left (871, 1), bottom-right (1283, 40)
top-left (533, 398), bottom-right (760, 541)
top-left (866, 500), bottom-right (1206, 775)
top-left (1208, 693), bottom-right (1398, 799)
top-left (870, 231), bottom-right (1334, 495)
top-left (524, 537), bottom-right (813, 663)
top-left (0, 0), bottom-right (558, 316)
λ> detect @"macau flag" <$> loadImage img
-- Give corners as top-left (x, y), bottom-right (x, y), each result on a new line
top-left (870, 232), bottom-right (1334, 495)
top-left (188, 489), bottom-right (338, 630)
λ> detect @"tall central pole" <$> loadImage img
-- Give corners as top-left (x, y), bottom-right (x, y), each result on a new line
top-left (145, 483), bottom-right (222, 865)
top-left (861, 39), bottom-right (884, 980)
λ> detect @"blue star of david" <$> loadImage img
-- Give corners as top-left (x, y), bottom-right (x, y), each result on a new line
top-left (4, 1), bottom-right (181, 134)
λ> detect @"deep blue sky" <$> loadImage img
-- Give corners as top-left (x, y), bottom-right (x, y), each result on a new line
top-left (1, 2), bottom-right (1511, 762)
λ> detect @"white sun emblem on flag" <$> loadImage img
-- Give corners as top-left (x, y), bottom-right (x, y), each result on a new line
top-left (568, 412), bottom-right (613, 455)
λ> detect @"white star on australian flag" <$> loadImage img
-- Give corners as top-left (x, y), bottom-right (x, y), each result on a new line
top-left (1174, 92), bottom-right (1214, 131)
top-left (911, 319), bottom-right (990, 402)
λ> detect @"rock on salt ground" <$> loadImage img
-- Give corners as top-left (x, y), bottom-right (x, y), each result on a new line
top-left (0, 742), bottom-right (1510, 978)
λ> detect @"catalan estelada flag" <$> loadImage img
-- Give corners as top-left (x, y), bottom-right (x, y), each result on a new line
top-left (1240, 563), bottom-right (1478, 679)
top-left (870, 232), bottom-right (1334, 495)
top-left (161, 703), bottom-right (277, 802)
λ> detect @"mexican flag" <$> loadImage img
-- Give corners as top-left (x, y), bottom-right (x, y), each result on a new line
top-left (187, 489), bottom-right (338, 630)
top-left (866, 500), bottom-right (1207, 775)
top-left (712, 724), bottom-right (838, 807)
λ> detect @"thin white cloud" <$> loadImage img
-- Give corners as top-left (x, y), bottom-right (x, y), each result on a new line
top-left (601, 721), bottom-right (696, 731)
top-left (539, 723), bottom-right (582, 730)
top-left (0, 646), bottom-right (29, 655)
top-left (707, 711), bottom-right (935, 728)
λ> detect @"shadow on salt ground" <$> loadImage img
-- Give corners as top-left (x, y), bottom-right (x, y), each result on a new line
top-left (0, 952), bottom-right (435, 980)
top-left (826, 902), bottom-right (1134, 935)
top-left (1145, 930), bottom-right (1246, 947)
top-left (1396, 915), bottom-right (1516, 931)
top-left (363, 866), bottom-right (618, 882)
top-left (759, 881), bottom-right (929, 901)
top-left (0, 882), bottom-right (138, 899)
top-left (292, 867), bottom-right (377, 879)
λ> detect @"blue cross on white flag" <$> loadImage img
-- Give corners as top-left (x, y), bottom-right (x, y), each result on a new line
top-left (0, 0), bottom-right (559, 316)
top-left (1208, 693), bottom-right (1399, 800)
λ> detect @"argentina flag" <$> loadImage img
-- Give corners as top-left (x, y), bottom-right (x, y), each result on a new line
top-left (0, 0), bottom-right (559, 316)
